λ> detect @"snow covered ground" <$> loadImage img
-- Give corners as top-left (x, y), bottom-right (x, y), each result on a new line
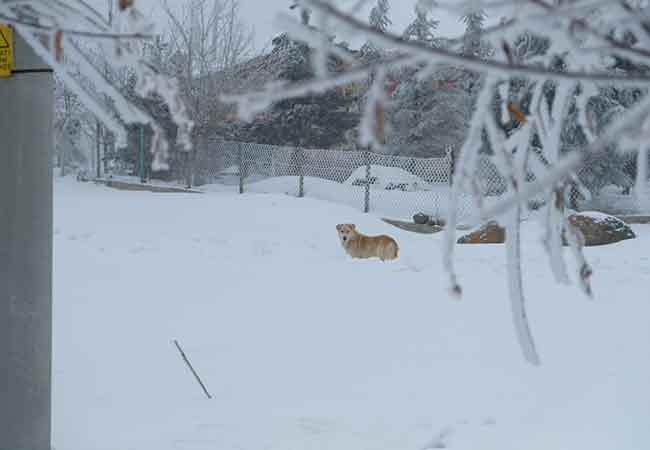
top-left (203, 175), bottom-right (474, 223)
top-left (53, 178), bottom-right (650, 450)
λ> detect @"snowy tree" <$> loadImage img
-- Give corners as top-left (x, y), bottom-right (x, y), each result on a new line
top-left (463, 10), bottom-right (492, 76)
top-left (54, 80), bottom-right (87, 175)
top-left (572, 88), bottom-right (641, 197)
top-left (162, 0), bottom-right (254, 177)
top-left (360, 0), bottom-right (392, 58)
top-left (386, 66), bottom-right (471, 158)
top-left (52, 15), bottom-right (132, 179)
top-left (230, 34), bottom-right (358, 148)
top-left (457, 7), bottom-right (493, 98)
top-left (369, 0), bottom-right (392, 33)
top-left (163, 0), bottom-right (254, 134)
top-left (576, 25), bottom-right (650, 195)
top-left (402, 4), bottom-right (439, 46)
top-left (460, 8), bottom-right (490, 59)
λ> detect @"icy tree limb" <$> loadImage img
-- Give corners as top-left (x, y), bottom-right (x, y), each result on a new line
top-left (301, 0), bottom-right (650, 87)
top-left (524, 0), bottom-right (650, 67)
top-left (359, 67), bottom-right (387, 150)
top-left (1, 0), bottom-right (194, 168)
top-left (538, 81), bottom-right (576, 285)
top-left (506, 206), bottom-right (541, 366)
top-left (484, 107), bottom-right (542, 363)
top-left (479, 152), bottom-right (583, 225)
top-left (563, 212), bottom-right (593, 298)
top-left (443, 76), bottom-right (498, 298)
top-left (636, 143), bottom-right (650, 211)
top-left (542, 188), bottom-right (571, 285)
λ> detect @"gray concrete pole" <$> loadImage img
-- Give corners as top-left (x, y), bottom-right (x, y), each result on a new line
top-left (0, 28), bottom-right (53, 450)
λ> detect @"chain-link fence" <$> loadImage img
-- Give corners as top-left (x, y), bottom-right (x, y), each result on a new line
top-left (186, 139), bottom-right (515, 223)
top-left (102, 136), bottom-right (650, 218)
top-left (568, 158), bottom-right (649, 214)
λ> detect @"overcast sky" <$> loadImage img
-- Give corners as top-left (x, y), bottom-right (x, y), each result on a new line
top-left (89, 0), bottom-right (469, 52)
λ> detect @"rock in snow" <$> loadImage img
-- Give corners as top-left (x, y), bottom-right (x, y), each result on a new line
top-left (564, 212), bottom-right (636, 247)
top-left (456, 212), bottom-right (635, 247)
top-left (457, 221), bottom-right (505, 244)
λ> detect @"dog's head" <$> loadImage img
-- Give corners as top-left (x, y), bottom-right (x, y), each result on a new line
top-left (336, 223), bottom-right (356, 244)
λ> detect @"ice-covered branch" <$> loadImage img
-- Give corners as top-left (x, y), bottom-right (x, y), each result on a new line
top-left (443, 76), bottom-right (499, 297)
top-left (301, 0), bottom-right (650, 86)
top-left (1, 0), bottom-right (194, 169)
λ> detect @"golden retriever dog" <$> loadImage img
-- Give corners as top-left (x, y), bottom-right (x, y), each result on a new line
top-left (336, 223), bottom-right (399, 261)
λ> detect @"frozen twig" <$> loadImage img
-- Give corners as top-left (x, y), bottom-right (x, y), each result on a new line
top-left (173, 340), bottom-right (212, 400)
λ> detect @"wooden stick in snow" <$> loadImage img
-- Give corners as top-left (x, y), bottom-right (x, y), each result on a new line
top-left (173, 339), bottom-right (212, 399)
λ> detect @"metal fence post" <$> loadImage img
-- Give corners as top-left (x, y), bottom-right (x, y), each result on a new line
top-left (298, 147), bottom-right (305, 198)
top-left (185, 148), bottom-right (193, 189)
top-left (0, 26), bottom-right (53, 450)
top-left (96, 120), bottom-right (102, 179)
top-left (60, 145), bottom-right (66, 177)
top-left (138, 124), bottom-right (146, 183)
top-left (102, 131), bottom-right (110, 177)
top-left (364, 151), bottom-right (371, 213)
top-left (447, 146), bottom-right (455, 186)
top-left (238, 142), bottom-right (244, 194)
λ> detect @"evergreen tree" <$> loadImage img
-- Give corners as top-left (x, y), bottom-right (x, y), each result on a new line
top-left (564, 27), bottom-right (650, 197)
top-left (455, 8), bottom-right (493, 98)
top-left (460, 9), bottom-right (491, 59)
top-left (361, 0), bottom-right (392, 60)
top-left (574, 87), bottom-right (639, 194)
top-left (385, 66), bottom-right (473, 158)
top-left (232, 36), bottom-right (359, 149)
top-left (369, 0), bottom-right (392, 32)
top-left (498, 27), bottom-right (640, 199)
top-left (403, 5), bottom-right (439, 46)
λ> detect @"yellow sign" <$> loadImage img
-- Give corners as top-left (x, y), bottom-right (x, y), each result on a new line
top-left (0, 24), bottom-right (14, 77)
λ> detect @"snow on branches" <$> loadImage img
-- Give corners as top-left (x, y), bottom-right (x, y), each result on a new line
top-left (222, 0), bottom-right (650, 365)
top-left (0, 0), bottom-right (194, 170)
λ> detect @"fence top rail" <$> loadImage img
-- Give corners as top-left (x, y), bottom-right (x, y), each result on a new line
top-left (214, 139), bottom-right (453, 162)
